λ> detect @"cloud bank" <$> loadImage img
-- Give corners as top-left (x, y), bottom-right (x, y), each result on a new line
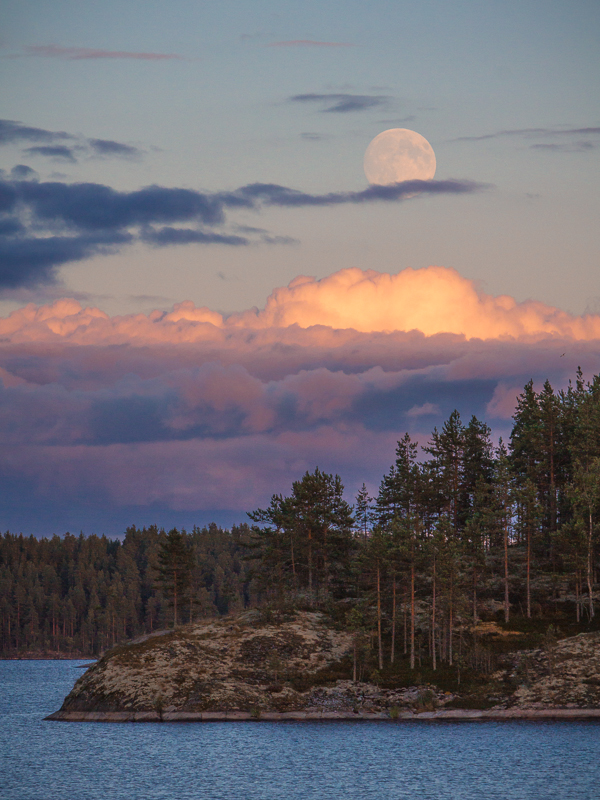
top-left (2, 265), bottom-right (600, 535)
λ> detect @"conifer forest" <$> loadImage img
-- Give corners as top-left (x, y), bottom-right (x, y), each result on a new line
top-left (2, 369), bottom-right (600, 678)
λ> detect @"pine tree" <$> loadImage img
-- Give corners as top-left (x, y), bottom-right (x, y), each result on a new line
top-left (155, 529), bottom-right (193, 627)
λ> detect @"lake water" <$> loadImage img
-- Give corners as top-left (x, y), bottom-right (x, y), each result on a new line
top-left (1, 661), bottom-right (600, 800)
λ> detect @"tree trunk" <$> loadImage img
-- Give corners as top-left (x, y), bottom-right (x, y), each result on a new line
top-left (472, 565), bottom-right (477, 626)
top-left (391, 574), bottom-right (396, 665)
top-left (308, 533), bottom-right (313, 599)
top-left (432, 553), bottom-right (437, 671)
top-left (504, 517), bottom-right (510, 623)
top-left (173, 569), bottom-right (178, 627)
top-left (377, 563), bottom-right (383, 671)
top-left (403, 588), bottom-right (408, 655)
top-left (526, 521), bottom-right (531, 619)
top-left (410, 559), bottom-right (415, 670)
top-left (448, 572), bottom-right (454, 667)
top-left (588, 509), bottom-right (595, 619)
top-left (290, 536), bottom-right (296, 593)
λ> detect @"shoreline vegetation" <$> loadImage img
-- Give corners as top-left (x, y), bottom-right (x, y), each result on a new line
top-left (4, 369), bottom-right (600, 717)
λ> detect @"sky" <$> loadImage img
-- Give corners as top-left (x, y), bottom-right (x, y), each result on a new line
top-left (0, 0), bottom-right (599, 535)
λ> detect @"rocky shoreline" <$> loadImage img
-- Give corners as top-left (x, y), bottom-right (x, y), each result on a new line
top-left (46, 708), bottom-right (600, 722)
top-left (47, 610), bottom-right (600, 722)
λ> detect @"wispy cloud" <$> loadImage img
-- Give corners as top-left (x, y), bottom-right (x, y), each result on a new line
top-left (300, 132), bottom-right (331, 141)
top-left (87, 139), bottom-right (142, 159)
top-left (0, 118), bottom-right (144, 163)
top-left (530, 142), bottom-right (595, 152)
top-left (454, 126), bottom-right (600, 142)
top-left (0, 119), bottom-right (73, 145)
top-left (23, 145), bottom-right (77, 162)
top-left (24, 45), bottom-right (184, 61)
top-left (290, 93), bottom-right (390, 113)
top-left (267, 40), bottom-right (355, 48)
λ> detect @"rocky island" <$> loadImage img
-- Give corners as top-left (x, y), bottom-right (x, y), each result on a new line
top-left (47, 610), bottom-right (600, 722)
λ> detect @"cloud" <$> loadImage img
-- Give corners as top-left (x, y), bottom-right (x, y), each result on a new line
top-left (23, 45), bottom-right (183, 61)
top-left (0, 177), bottom-right (486, 289)
top-left (9, 165), bottom-right (38, 180)
top-left (300, 132), bottom-right (330, 141)
top-left (530, 142), bottom-right (595, 153)
top-left (3, 265), bottom-right (600, 531)
top-left (228, 179), bottom-right (485, 208)
top-left (0, 231), bottom-right (132, 288)
top-left (454, 126), bottom-right (600, 147)
top-left (227, 266), bottom-right (600, 340)
top-left (23, 145), bottom-right (77, 162)
top-left (87, 139), bottom-right (143, 159)
top-left (0, 119), bottom-right (73, 145)
top-left (290, 93), bottom-right (390, 113)
top-left (0, 118), bottom-right (144, 162)
top-left (406, 402), bottom-right (440, 417)
top-left (267, 41), bottom-right (355, 48)
top-left (141, 226), bottom-right (249, 247)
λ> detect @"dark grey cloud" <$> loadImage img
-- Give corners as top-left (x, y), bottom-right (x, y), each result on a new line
top-left (15, 180), bottom-right (224, 230)
top-left (0, 231), bottom-right (132, 288)
top-left (0, 119), bottom-right (143, 162)
top-left (23, 145), bottom-right (77, 162)
top-left (0, 218), bottom-right (25, 237)
top-left (0, 119), bottom-right (73, 145)
top-left (229, 178), bottom-right (486, 207)
top-left (530, 141), bottom-right (595, 152)
top-left (290, 93), bottom-right (391, 113)
top-left (10, 165), bottom-right (39, 180)
top-left (0, 174), bottom-right (486, 289)
top-left (142, 226), bottom-right (249, 247)
top-left (88, 138), bottom-right (143, 159)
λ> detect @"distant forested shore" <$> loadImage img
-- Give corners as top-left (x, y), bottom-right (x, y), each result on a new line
top-left (0, 524), bottom-right (254, 658)
top-left (2, 368), bottom-right (600, 675)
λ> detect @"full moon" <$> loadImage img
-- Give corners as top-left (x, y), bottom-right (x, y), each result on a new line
top-left (363, 128), bottom-right (436, 185)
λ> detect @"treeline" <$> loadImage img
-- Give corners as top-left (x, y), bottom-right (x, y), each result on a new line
top-left (249, 369), bottom-right (600, 675)
top-left (0, 523), bottom-right (256, 657)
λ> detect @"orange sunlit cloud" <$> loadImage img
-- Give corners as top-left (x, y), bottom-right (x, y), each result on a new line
top-left (3, 266), bottom-right (600, 344)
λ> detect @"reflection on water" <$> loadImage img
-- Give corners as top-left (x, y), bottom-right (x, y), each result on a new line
top-left (1, 660), bottom-right (600, 800)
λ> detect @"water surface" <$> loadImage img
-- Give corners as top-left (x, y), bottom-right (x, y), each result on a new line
top-left (1, 660), bottom-right (599, 800)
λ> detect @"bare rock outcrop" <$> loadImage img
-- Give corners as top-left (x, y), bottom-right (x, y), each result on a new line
top-left (60, 611), bottom-right (355, 714)
top-left (56, 611), bottom-right (600, 718)
top-left (502, 631), bottom-right (600, 709)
